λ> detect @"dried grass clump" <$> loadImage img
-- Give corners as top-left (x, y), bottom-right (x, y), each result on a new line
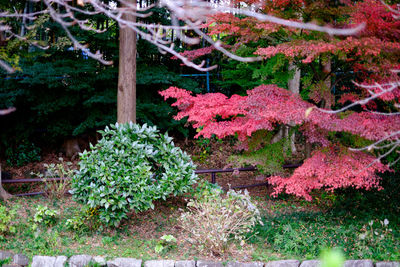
top-left (179, 186), bottom-right (262, 256)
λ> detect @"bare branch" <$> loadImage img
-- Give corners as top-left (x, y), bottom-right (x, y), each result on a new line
top-left (0, 107), bottom-right (16, 115)
top-left (380, 0), bottom-right (400, 19)
top-left (0, 59), bottom-right (15, 73)
top-left (350, 137), bottom-right (400, 169)
top-left (161, 0), bottom-right (365, 35)
top-left (319, 80), bottom-right (400, 114)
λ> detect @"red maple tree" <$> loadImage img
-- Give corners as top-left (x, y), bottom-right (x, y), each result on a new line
top-left (161, 0), bottom-right (400, 200)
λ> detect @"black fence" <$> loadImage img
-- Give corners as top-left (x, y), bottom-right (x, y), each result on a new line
top-left (2, 163), bottom-right (301, 197)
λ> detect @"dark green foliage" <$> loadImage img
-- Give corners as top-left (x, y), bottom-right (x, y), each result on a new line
top-left (5, 141), bottom-right (41, 167)
top-left (0, 53), bottom-right (117, 158)
top-left (137, 65), bottom-right (199, 90)
top-left (0, 6), bottom-right (200, 158)
top-left (0, 51), bottom-right (199, 155)
top-left (0, 11), bottom-right (119, 153)
top-left (332, 172), bottom-right (400, 219)
top-left (137, 100), bottom-right (191, 137)
top-left (229, 130), bottom-right (292, 175)
top-left (72, 123), bottom-right (198, 227)
top-left (216, 45), bottom-right (291, 95)
top-left (136, 64), bottom-right (200, 136)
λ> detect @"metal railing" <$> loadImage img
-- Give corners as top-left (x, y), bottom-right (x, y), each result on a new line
top-left (2, 163), bottom-right (301, 196)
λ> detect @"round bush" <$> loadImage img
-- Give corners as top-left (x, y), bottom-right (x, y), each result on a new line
top-left (72, 123), bottom-right (198, 227)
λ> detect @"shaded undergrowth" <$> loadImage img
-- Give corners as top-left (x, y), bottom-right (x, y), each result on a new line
top-left (250, 171), bottom-right (400, 261)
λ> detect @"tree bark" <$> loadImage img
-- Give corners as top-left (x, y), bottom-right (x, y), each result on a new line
top-left (288, 61), bottom-right (301, 95)
top-left (117, 0), bottom-right (137, 124)
top-left (288, 60), bottom-right (301, 153)
top-left (0, 164), bottom-right (13, 201)
top-left (322, 56), bottom-right (332, 109)
top-left (20, 2), bottom-right (28, 37)
top-left (271, 61), bottom-right (301, 154)
top-left (305, 142), bottom-right (312, 159)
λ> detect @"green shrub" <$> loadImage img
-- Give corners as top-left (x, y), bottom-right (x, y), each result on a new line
top-left (65, 206), bottom-right (101, 233)
top-left (0, 205), bottom-right (17, 237)
top-left (33, 205), bottom-right (59, 228)
top-left (5, 140), bottom-right (41, 167)
top-left (72, 123), bottom-right (198, 227)
top-left (179, 186), bottom-right (262, 255)
top-left (155, 234), bottom-right (177, 254)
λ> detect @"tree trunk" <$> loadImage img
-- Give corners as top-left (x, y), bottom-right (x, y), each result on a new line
top-left (117, 0), bottom-right (137, 124)
top-left (322, 56), bottom-right (332, 109)
top-left (0, 164), bottom-right (13, 201)
top-left (271, 62), bottom-right (301, 154)
top-left (20, 2), bottom-right (28, 37)
top-left (288, 61), bottom-right (301, 153)
top-left (305, 142), bottom-right (312, 159)
top-left (288, 61), bottom-right (301, 95)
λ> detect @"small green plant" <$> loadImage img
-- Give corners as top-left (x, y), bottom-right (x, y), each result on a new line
top-left (65, 206), bottom-right (100, 232)
top-left (179, 185), bottom-right (262, 255)
top-left (72, 123), bottom-right (198, 227)
top-left (155, 234), bottom-right (177, 254)
top-left (0, 205), bottom-right (17, 237)
top-left (33, 205), bottom-right (58, 229)
top-left (31, 229), bottom-right (61, 253)
top-left (229, 136), bottom-right (289, 175)
top-left (65, 215), bottom-right (85, 232)
top-left (192, 135), bottom-right (223, 163)
top-left (5, 140), bottom-right (41, 167)
top-left (32, 158), bottom-right (74, 199)
top-left (0, 257), bottom-right (12, 266)
top-left (193, 137), bottom-right (211, 163)
top-left (358, 219), bottom-right (394, 251)
top-left (87, 261), bottom-right (103, 267)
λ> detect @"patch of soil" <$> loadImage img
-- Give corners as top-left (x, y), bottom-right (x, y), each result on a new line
top-left (1, 153), bottom-right (79, 179)
top-left (1, 153), bottom-right (79, 195)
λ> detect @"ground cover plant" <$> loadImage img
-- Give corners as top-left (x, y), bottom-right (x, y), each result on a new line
top-left (0, 179), bottom-right (399, 261)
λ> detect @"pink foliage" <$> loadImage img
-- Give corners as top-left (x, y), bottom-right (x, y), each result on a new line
top-left (299, 123), bottom-right (330, 147)
top-left (171, 46), bottom-right (216, 62)
top-left (338, 93), bottom-right (360, 104)
top-left (350, 0), bottom-right (400, 40)
top-left (160, 85), bottom-right (398, 199)
top-left (207, 13), bottom-right (280, 43)
top-left (161, 84), bottom-right (309, 140)
top-left (161, 85), bottom-right (400, 143)
top-left (255, 37), bottom-right (400, 63)
top-left (269, 148), bottom-right (389, 201)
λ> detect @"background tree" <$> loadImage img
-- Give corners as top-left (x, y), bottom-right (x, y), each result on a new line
top-left (0, 1), bottom-right (200, 161)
